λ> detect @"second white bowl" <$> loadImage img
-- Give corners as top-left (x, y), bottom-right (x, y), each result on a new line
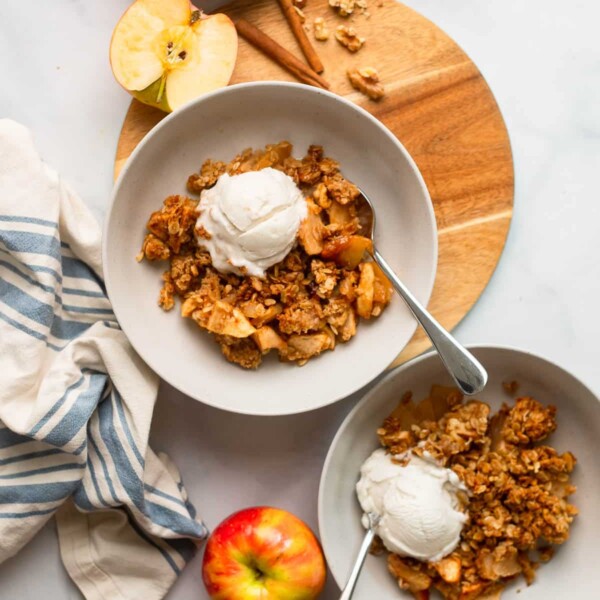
top-left (319, 345), bottom-right (600, 597)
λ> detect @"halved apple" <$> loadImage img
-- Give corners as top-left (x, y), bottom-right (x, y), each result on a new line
top-left (110, 0), bottom-right (238, 112)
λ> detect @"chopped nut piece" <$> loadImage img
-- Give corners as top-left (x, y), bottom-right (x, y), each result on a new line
top-left (335, 25), bottom-right (365, 53)
top-left (293, 0), bottom-right (306, 7)
top-left (347, 66), bottom-right (385, 101)
top-left (313, 17), bottom-right (330, 41)
top-left (329, 0), bottom-right (352, 16)
top-left (329, 0), bottom-right (368, 17)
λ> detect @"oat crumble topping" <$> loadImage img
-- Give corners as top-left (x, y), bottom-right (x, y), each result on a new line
top-left (375, 386), bottom-right (578, 599)
top-left (139, 142), bottom-right (392, 369)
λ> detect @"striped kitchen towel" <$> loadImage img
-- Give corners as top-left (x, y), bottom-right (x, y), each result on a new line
top-left (0, 119), bottom-right (207, 600)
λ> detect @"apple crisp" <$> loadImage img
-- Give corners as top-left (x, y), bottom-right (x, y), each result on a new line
top-left (374, 385), bottom-right (577, 599)
top-left (138, 142), bottom-right (392, 369)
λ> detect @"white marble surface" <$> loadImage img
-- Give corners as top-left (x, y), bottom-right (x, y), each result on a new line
top-left (1, 0), bottom-right (599, 598)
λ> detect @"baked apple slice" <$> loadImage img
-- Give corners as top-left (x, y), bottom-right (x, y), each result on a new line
top-left (322, 235), bottom-right (373, 269)
top-left (110, 0), bottom-right (238, 112)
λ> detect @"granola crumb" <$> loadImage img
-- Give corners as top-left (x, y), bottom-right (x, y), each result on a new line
top-left (335, 25), bottom-right (365, 53)
top-left (502, 379), bottom-right (520, 396)
top-left (195, 225), bottom-right (212, 240)
top-left (370, 535), bottom-right (386, 555)
top-left (347, 66), bottom-right (385, 101)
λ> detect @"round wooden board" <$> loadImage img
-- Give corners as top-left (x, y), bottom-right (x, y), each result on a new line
top-left (114, 0), bottom-right (514, 367)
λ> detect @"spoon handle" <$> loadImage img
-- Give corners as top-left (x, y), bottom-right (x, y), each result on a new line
top-left (339, 527), bottom-right (377, 600)
top-left (372, 249), bottom-right (488, 395)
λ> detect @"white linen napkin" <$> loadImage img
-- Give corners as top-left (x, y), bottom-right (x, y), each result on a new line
top-left (0, 119), bottom-right (207, 600)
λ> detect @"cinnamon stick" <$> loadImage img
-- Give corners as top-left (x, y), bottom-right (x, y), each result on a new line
top-left (235, 19), bottom-right (330, 90)
top-left (277, 0), bottom-right (324, 74)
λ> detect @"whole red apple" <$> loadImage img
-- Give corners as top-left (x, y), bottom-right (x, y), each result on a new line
top-left (202, 507), bottom-right (327, 599)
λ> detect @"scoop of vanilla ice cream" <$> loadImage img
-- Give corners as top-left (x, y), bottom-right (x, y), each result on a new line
top-left (196, 168), bottom-right (307, 277)
top-left (356, 448), bottom-right (468, 563)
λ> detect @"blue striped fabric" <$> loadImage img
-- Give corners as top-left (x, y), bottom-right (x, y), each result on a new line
top-left (0, 120), bottom-right (206, 599)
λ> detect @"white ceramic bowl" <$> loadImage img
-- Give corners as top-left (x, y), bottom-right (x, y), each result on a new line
top-left (319, 345), bottom-right (600, 597)
top-left (104, 82), bottom-right (437, 415)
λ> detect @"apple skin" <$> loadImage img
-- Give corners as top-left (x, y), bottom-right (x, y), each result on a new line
top-left (133, 77), bottom-right (171, 112)
top-left (202, 507), bottom-right (327, 600)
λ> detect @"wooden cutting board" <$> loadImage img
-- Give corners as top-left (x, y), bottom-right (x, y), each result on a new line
top-left (114, 0), bottom-right (514, 366)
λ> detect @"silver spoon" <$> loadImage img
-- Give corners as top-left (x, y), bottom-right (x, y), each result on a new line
top-left (339, 512), bottom-right (381, 600)
top-left (356, 190), bottom-right (487, 395)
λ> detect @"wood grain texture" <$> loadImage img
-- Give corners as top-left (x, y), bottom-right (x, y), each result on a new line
top-left (114, 0), bottom-right (514, 367)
